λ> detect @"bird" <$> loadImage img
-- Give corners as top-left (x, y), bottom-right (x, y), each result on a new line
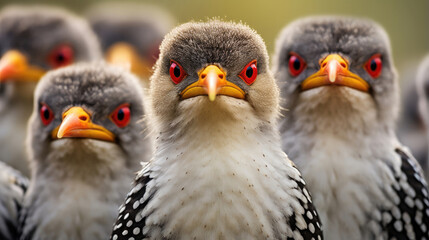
top-left (20, 63), bottom-right (151, 240)
top-left (110, 20), bottom-right (323, 240)
top-left (416, 54), bottom-right (429, 182)
top-left (0, 5), bottom-right (101, 176)
top-left (86, 2), bottom-right (175, 87)
top-left (272, 16), bottom-right (429, 239)
top-left (0, 161), bottom-right (28, 240)
top-left (398, 70), bottom-right (428, 180)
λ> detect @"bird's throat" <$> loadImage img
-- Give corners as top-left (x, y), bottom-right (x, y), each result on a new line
top-left (35, 139), bottom-right (128, 179)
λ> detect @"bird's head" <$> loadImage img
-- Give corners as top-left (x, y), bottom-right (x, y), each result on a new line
top-left (273, 16), bottom-right (398, 130)
top-left (149, 20), bottom-right (279, 132)
top-left (88, 3), bottom-right (175, 81)
top-left (0, 6), bottom-right (100, 94)
top-left (27, 63), bottom-right (146, 171)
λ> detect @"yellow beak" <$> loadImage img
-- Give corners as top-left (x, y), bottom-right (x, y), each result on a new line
top-left (301, 54), bottom-right (369, 92)
top-left (0, 50), bottom-right (46, 82)
top-left (51, 107), bottom-right (115, 142)
top-left (105, 42), bottom-right (152, 79)
top-left (180, 65), bottom-right (245, 101)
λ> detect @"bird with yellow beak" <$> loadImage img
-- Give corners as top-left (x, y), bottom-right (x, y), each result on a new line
top-left (0, 5), bottom-right (100, 176)
top-left (87, 2), bottom-right (175, 88)
top-left (111, 20), bottom-right (323, 240)
top-left (21, 63), bottom-right (150, 240)
top-left (273, 16), bottom-right (429, 239)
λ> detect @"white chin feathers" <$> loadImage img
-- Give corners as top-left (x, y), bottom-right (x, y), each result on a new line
top-left (298, 86), bottom-right (374, 111)
top-left (295, 86), bottom-right (377, 129)
top-left (48, 138), bottom-right (125, 164)
top-left (178, 95), bottom-right (252, 119)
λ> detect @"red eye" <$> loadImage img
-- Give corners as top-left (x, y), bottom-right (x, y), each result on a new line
top-left (110, 104), bottom-right (131, 128)
top-left (288, 53), bottom-right (306, 76)
top-left (40, 103), bottom-right (54, 126)
top-left (238, 60), bottom-right (257, 85)
top-left (365, 54), bottom-right (382, 78)
top-left (48, 44), bottom-right (74, 69)
top-left (169, 60), bottom-right (187, 84)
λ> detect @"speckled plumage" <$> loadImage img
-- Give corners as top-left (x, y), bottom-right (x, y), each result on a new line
top-left (20, 63), bottom-right (150, 240)
top-left (0, 5), bottom-right (101, 176)
top-left (0, 162), bottom-right (28, 240)
top-left (111, 20), bottom-right (323, 240)
top-left (273, 16), bottom-right (429, 239)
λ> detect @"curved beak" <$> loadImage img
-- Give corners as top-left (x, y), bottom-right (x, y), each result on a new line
top-left (301, 54), bottom-right (369, 92)
top-left (105, 42), bottom-right (152, 79)
top-left (0, 50), bottom-right (46, 83)
top-left (180, 65), bottom-right (245, 101)
top-left (51, 107), bottom-right (115, 142)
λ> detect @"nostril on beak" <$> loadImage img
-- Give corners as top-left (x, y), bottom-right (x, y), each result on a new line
top-left (322, 62), bottom-right (327, 68)
top-left (201, 74), bottom-right (207, 79)
top-left (79, 115), bottom-right (88, 121)
top-left (218, 74), bottom-right (224, 79)
top-left (340, 62), bottom-right (346, 68)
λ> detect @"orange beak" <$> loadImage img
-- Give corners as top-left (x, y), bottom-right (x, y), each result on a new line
top-left (301, 54), bottom-right (369, 92)
top-left (105, 42), bottom-right (152, 79)
top-left (51, 107), bottom-right (115, 142)
top-left (0, 50), bottom-right (46, 82)
top-left (180, 65), bottom-right (245, 101)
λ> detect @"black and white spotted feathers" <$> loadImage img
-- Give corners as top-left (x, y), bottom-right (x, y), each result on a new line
top-left (111, 165), bottom-right (323, 240)
top-left (0, 162), bottom-right (28, 240)
top-left (377, 148), bottom-right (429, 239)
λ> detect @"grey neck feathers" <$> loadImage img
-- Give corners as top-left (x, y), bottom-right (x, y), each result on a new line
top-left (32, 139), bottom-right (132, 183)
top-left (280, 88), bottom-right (398, 160)
top-left (0, 82), bottom-right (35, 176)
top-left (22, 139), bottom-right (134, 240)
top-left (153, 98), bottom-right (279, 160)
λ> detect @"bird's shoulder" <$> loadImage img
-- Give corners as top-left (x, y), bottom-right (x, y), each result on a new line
top-left (0, 161), bottom-right (28, 240)
top-left (110, 168), bottom-right (153, 240)
top-left (0, 161), bottom-right (28, 193)
top-left (379, 147), bottom-right (429, 238)
top-left (287, 162), bottom-right (324, 240)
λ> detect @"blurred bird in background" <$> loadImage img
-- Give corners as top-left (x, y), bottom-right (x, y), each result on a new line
top-left (0, 161), bottom-right (28, 240)
top-left (397, 69), bottom-right (428, 180)
top-left (0, 5), bottom-right (101, 176)
top-left (111, 20), bottom-right (323, 240)
top-left (416, 54), bottom-right (429, 183)
top-left (20, 63), bottom-right (150, 240)
top-left (273, 16), bottom-right (429, 239)
top-left (86, 2), bottom-right (175, 88)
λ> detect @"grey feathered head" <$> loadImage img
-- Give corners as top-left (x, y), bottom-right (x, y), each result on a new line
top-left (27, 63), bottom-right (146, 171)
top-left (150, 20), bottom-right (279, 132)
top-left (273, 16), bottom-right (398, 129)
top-left (0, 5), bottom-right (101, 83)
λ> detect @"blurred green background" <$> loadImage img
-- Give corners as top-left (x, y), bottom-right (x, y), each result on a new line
top-left (1, 0), bottom-right (428, 84)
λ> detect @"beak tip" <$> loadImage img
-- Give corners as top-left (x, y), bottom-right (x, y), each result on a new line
top-left (56, 121), bottom-right (68, 139)
top-left (208, 94), bottom-right (216, 102)
top-left (57, 130), bottom-right (64, 139)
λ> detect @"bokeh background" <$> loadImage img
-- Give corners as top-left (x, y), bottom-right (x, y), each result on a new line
top-left (1, 0), bottom-right (427, 76)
